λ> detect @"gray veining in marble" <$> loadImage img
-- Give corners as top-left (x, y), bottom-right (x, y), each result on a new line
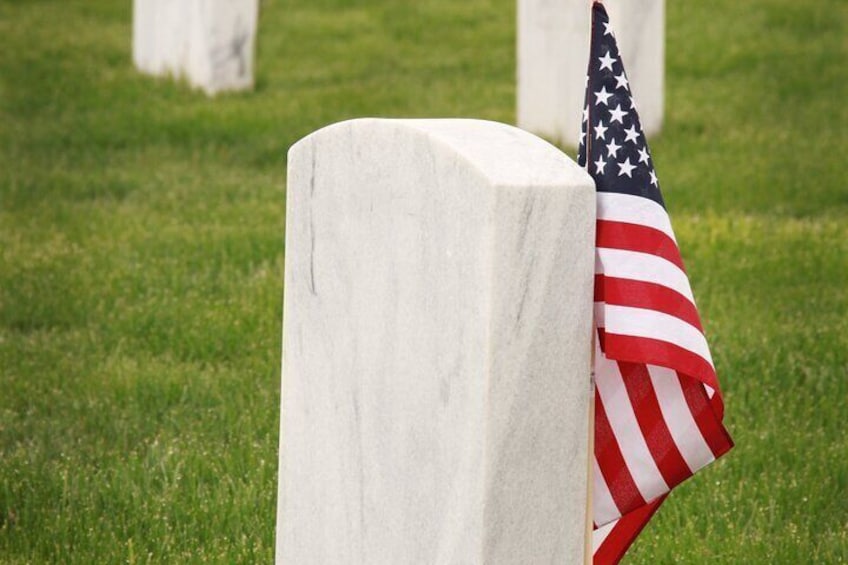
top-left (518, 0), bottom-right (664, 143)
top-left (276, 119), bottom-right (596, 564)
top-left (132, 0), bottom-right (258, 95)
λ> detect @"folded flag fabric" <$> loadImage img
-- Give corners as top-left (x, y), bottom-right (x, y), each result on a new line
top-left (576, 3), bottom-right (734, 563)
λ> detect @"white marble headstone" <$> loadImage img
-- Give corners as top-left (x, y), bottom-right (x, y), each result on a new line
top-left (517, 0), bottom-right (664, 143)
top-left (132, 0), bottom-right (258, 95)
top-left (276, 118), bottom-right (596, 564)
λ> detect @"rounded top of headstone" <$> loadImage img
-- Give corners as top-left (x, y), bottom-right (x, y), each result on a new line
top-left (289, 118), bottom-right (592, 189)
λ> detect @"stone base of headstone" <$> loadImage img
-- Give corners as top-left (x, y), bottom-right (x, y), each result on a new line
top-left (276, 118), bottom-right (596, 564)
top-left (517, 0), bottom-right (664, 143)
top-left (132, 0), bottom-right (258, 95)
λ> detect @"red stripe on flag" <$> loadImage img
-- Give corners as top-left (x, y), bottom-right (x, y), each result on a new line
top-left (679, 373), bottom-right (734, 458)
top-left (618, 362), bottom-right (694, 487)
top-left (596, 220), bottom-right (685, 272)
top-left (595, 275), bottom-right (703, 332)
top-left (594, 390), bottom-right (647, 515)
top-left (601, 331), bottom-right (721, 397)
top-left (593, 496), bottom-right (666, 565)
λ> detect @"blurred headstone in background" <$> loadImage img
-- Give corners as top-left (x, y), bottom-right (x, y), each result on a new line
top-left (517, 0), bottom-right (664, 144)
top-left (133, 0), bottom-right (259, 95)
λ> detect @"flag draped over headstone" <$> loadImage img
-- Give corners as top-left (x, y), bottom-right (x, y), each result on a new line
top-left (577, 3), bottom-right (733, 563)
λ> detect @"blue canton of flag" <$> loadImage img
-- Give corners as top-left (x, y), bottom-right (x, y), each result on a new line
top-left (577, 15), bottom-right (661, 204)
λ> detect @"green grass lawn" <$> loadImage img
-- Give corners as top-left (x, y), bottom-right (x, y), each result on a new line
top-left (1, 0), bottom-right (846, 562)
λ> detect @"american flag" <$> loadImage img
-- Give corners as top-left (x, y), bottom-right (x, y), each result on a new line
top-left (576, 3), bottom-right (734, 563)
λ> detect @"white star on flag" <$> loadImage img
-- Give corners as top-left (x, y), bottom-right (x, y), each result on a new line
top-left (617, 156), bottom-right (636, 177)
top-left (594, 120), bottom-right (609, 140)
top-left (598, 51), bottom-right (616, 71)
top-left (594, 155), bottom-right (606, 173)
top-left (609, 104), bottom-right (626, 124)
top-left (595, 86), bottom-right (613, 106)
top-left (606, 138), bottom-right (622, 158)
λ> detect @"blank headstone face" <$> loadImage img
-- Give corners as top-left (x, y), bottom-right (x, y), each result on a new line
top-left (132, 0), bottom-right (258, 95)
top-left (517, 0), bottom-right (664, 143)
top-left (276, 119), bottom-right (596, 564)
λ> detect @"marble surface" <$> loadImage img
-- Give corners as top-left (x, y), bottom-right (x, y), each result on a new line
top-left (277, 119), bottom-right (596, 564)
top-left (132, 0), bottom-right (258, 95)
top-left (517, 0), bottom-right (664, 143)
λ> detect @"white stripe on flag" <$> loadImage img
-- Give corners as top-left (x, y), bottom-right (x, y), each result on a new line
top-left (602, 304), bottom-right (715, 368)
top-left (593, 457), bottom-right (622, 526)
top-left (595, 347), bottom-right (670, 501)
top-left (593, 519), bottom-right (617, 553)
top-left (597, 191), bottom-right (677, 243)
top-left (596, 247), bottom-right (695, 303)
top-left (594, 301), bottom-right (606, 327)
top-left (647, 365), bottom-right (716, 472)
